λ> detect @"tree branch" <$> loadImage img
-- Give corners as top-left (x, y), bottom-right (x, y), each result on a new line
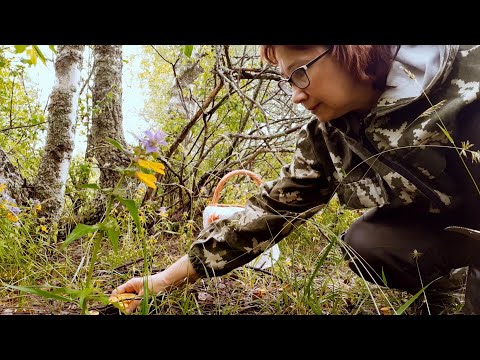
top-left (1, 122), bottom-right (47, 133)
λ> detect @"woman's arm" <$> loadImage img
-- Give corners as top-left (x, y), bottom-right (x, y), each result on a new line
top-left (188, 118), bottom-right (336, 278)
top-left (111, 118), bottom-right (335, 313)
top-left (110, 254), bottom-right (199, 314)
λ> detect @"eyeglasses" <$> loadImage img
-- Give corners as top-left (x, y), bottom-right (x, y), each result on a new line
top-left (278, 46), bottom-right (333, 96)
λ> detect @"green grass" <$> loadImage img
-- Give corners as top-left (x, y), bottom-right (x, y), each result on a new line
top-left (2, 193), bottom-right (463, 316)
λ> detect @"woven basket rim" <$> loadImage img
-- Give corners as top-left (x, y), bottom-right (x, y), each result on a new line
top-left (210, 169), bottom-right (263, 206)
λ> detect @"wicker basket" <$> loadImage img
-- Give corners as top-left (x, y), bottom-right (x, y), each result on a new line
top-left (202, 170), bottom-right (280, 270)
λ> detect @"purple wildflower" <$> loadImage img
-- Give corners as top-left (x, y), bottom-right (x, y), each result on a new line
top-left (140, 130), bottom-right (167, 154)
top-left (159, 206), bottom-right (168, 217)
top-left (2, 192), bottom-right (15, 203)
top-left (1, 192), bottom-right (21, 215)
top-left (7, 205), bottom-right (21, 215)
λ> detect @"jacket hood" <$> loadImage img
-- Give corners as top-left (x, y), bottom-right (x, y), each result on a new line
top-left (373, 45), bottom-right (459, 117)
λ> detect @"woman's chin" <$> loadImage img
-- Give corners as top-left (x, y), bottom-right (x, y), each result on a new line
top-left (314, 108), bottom-right (344, 123)
top-left (315, 112), bottom-right (333, 123)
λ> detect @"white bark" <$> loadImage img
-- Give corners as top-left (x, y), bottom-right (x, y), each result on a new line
top-left (34, 45), bottom-right (85, 221)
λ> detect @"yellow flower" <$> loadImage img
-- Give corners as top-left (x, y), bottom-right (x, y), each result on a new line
top-left (0, 184), bottom-right (6, 193)
top-left (137, 159), bottom-right (165, 175)
top-left (135, 171), bottom-right (157, 189)
top-left (285, 257), bottom-right (292, 267)
top-left (35, 203), bottom-right (42, 211)
top-left (186, 220), bottom-right (195, 230)
top-left (39, 225), bottom-right (48, 233)
top-left (6, 213), bottom-right (18, 222)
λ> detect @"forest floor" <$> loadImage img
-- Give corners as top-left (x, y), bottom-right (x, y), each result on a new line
top-left (0, 228), bottom-right (466, 316)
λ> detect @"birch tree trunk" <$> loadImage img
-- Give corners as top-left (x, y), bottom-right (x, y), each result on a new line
top-left (34, 45), bottom-right (84, 222)
top-left (0, 148), bottom-right (29, 204)
top-left (83, 45), bottom-right (128, 224)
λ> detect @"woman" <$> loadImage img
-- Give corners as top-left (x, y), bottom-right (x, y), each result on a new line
top-left (111, 45), bottom-right (480, 314)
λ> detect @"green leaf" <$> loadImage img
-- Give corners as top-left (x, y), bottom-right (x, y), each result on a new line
top-left (116, 168), bottom-right (136, 176)
top-left (106, 137), bottom-right (125, 152)
top-left (381, 267), bottom-right (388, 287)
top-left (49, 45), bottom-right (57, 54)
top-left (117, 197), bottom-right (140, 230)
top-left (14, 45), bottom-right (28, 53)
top-left (437, 124), bottom-right (454, 144)
top-left (32, 45), bottom-right (47, 65)
top-left (6, 285), bottom-right (72, 302)
top-left (107, 228), bottom-right (119, 252)
top-left (104, 217), bottom-right (120, 252)
top-left (62, 288), bottom-right (84, 298)
top-left (95, 293), bottom-right (111, 306)
top-left (78, 287), bottom-right (93, 310)
top-left (61, 224), bottom-right (100, 249)
top-left (183, 45), bottom-right (193, 58)
top-left (28, 47), bottom-right (37, 65)
top-left (304, 238), bottom-right (334, 299)
top-left (78, 183), bottom-right (101, 190)
top-left (394, 278), bottom-right (438, 315)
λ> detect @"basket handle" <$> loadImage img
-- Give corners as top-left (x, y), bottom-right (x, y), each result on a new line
top-left (211, 170), bottom-right (263, 206)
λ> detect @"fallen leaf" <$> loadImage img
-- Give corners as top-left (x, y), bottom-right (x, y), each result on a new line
top-left (253, 288), bottom-right (267, 299)
top-left (380, 307), bottom-right (392, 315)
top-left (197, 292), bottom-right (214, 302)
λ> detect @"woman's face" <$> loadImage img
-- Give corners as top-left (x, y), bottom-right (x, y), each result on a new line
top-left (274, 46), bottom-right (378, 123)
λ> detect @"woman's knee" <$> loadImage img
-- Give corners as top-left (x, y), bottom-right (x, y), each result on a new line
top-left (342, 214), bottom-right (379, 264)
top-left (340, 213), bottom-right (395, 286)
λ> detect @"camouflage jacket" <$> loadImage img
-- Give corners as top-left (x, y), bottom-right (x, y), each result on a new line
top-left (189, 45), bottom-right (480, 278)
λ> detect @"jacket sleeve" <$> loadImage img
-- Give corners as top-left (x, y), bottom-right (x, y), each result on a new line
top-left (188, 119), bottom-right (336, 277)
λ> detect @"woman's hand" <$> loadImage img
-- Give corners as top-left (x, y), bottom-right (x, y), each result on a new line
top-left (109, 255), bottom-right (199, 314)
top-left (109, 272), bottom-right (167, 314)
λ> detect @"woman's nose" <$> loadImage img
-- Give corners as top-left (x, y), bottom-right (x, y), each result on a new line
top-left (291, 86), bottom-right (307, 104)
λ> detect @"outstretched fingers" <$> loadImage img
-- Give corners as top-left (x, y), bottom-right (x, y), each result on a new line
top-left (112, 279), bottom-right (140, 296)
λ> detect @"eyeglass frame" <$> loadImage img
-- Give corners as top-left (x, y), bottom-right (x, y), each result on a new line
top-left (278, 46), bottom-right (333, 96)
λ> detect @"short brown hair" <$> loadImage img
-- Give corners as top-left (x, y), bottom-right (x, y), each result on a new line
top-left (260, 45), bottom-right (396, 90)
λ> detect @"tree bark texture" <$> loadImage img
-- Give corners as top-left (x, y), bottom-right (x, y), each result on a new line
top-left (90, 45), bottom-right (128, 190)
top-left (168, 58), bottom-right (203, 119)
top-left (81, 46), bottom-right (128, 224)
top-left (0, 148), bottom-right (29, 204)
top-left (34, 45), bottom-right (85, 222)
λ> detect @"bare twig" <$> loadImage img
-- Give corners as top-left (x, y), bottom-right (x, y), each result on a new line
top-left (227, 124), bottom-right (303, 140)
top-left (1, 122), bottom-right (47, 133)
top-left (9, 74), bottom-right (15, 127)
